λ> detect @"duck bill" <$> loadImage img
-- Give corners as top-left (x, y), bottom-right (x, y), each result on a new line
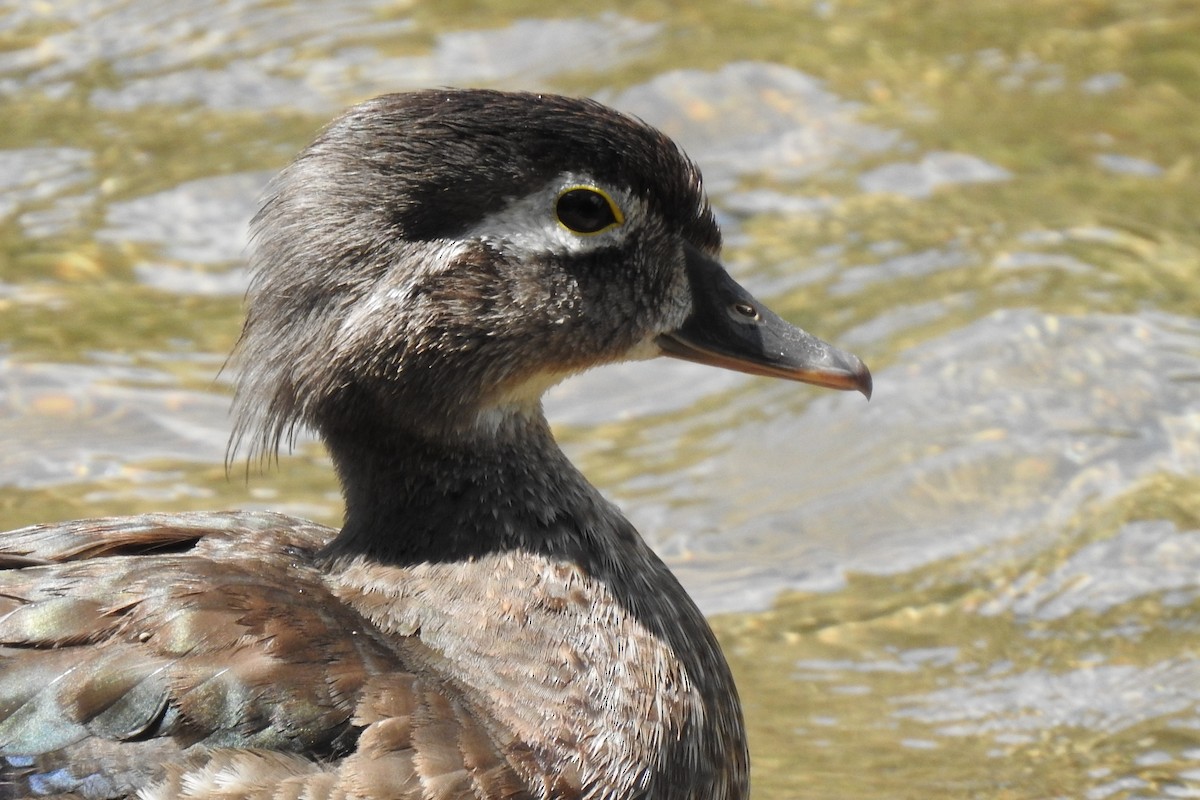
top-left (657, 244), bottom-right (872, 398)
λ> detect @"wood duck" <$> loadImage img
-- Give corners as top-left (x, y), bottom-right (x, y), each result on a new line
top-left (0, 90), bottom-right (870, 800)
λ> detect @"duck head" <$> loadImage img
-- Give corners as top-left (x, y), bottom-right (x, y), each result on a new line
top-left (230, 89), bottom-right (870, 455)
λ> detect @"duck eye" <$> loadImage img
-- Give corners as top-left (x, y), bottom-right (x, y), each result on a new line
top-left (556, 187), bottom-right (624, 235)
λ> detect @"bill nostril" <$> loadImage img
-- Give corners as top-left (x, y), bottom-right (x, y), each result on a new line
top-left (732, 301), bottom-right (759, 320)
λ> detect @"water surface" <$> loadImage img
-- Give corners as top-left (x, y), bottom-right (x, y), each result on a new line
top-left (2, 1), bottom-right (1199, 797)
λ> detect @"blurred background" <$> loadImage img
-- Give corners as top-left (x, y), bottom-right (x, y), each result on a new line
top-left (1, 1), bottom-right (1198, 797)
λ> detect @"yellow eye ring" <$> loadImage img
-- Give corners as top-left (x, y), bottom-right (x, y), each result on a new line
top-left (555, 185), bottom-right (624, 236)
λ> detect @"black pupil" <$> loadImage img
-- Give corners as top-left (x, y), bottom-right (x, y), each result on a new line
top-left (557, 189), bottom-right (616, 233)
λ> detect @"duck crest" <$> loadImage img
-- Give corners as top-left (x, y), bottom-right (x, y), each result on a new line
top-left (0, 89), bottom-right (869, 799)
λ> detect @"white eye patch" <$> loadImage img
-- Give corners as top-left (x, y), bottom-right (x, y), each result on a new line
top-left (466, 173), bottom-right (642, 258)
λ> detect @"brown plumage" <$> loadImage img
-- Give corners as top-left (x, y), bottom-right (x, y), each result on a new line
top-left (0, 90), bottom-right (870, 799)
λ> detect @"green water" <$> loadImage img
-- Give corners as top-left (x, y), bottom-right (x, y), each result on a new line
top-left (2, 1), bottom-right (1199, 796)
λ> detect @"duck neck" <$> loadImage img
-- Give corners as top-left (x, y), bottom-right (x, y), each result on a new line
top-left (322, 406), bottom-right (747, 795)
top-left (319, 405), bottom-right (749, 798)
top-left (321, 407), bottom-right (603, 565)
